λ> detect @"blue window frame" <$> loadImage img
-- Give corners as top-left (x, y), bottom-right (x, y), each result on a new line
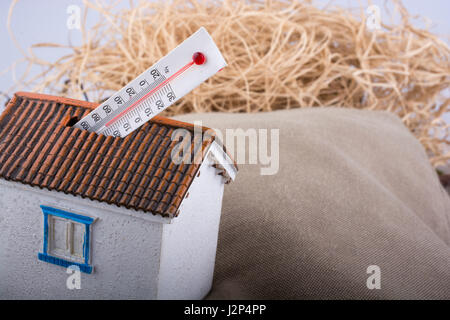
top-left (38, 205), bottom-right (94, 274)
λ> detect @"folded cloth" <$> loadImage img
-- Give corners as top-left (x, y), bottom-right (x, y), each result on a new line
top-left (175, 108), bottom-right (450, 299)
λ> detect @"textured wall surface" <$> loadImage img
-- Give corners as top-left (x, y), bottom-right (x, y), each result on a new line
top-left (157, 144), bottom-right (225, 299)
top-left (0, 180), bottom-right (164, 299)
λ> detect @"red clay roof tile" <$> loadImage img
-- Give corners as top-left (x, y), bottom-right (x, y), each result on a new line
top-left (0, 92), bottom-right (232, 218)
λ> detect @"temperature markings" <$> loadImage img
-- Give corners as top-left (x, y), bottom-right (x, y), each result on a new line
top-left (86, 74), bottom-right (166, 133)
top-left (101, 82), bottom-right (176, 137)
top-left (75, 27), bottom-right (227, 138)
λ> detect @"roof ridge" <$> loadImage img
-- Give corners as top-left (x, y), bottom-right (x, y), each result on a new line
top-left (13, 91), bottom-right (213, 133)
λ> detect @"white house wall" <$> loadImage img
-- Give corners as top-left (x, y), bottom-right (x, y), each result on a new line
top-left (0, 181), bottom-right (164, 299)
top-left (157, 149), bottom-right (225, 299)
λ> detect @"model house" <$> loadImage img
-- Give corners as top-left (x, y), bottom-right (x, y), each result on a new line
top-left (0, 92), bottom-right (237, 299)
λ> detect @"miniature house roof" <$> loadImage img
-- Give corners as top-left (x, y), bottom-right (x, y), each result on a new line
top-left (0, 92), bottom-right (237, 218)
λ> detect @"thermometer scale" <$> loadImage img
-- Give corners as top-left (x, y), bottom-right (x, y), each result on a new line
top-left (74, 27), bottom-right (226, 137)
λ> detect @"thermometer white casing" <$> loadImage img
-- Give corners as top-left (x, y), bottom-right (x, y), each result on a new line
top-left (74, 27), bottom-right (226, 137)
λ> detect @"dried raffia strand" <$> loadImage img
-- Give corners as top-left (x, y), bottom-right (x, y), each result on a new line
top-left (6, 0), bottom-right (450, 167)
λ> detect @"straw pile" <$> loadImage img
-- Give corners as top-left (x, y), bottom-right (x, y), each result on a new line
top-left (7, 0), bottom-right (450, 166)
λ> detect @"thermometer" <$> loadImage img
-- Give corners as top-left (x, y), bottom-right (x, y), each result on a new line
top-left (74, 27), bottom-right (226, 137)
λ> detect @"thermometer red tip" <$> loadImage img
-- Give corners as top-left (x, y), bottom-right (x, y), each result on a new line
top-left (193, 52), bottom-right (206, 65)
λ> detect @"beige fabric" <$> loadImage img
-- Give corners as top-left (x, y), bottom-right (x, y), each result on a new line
top-left (175, 108), bottom-right (450, 299)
